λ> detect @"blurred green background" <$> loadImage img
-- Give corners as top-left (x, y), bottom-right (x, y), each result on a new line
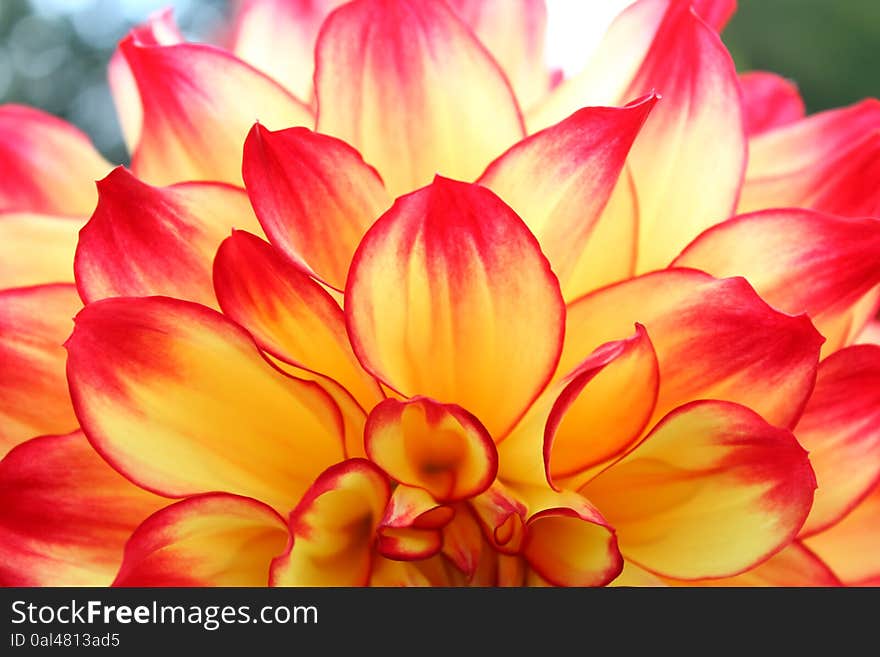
top-left (1, 0), bottom-right (878, 164)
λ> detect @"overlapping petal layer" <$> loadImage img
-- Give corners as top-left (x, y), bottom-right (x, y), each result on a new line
top-left (65, 297), bottom-right (345, 511)
top-left (0, 105), bottom-right (110, 215)
top-left (0, 285), bottom-right (81, 456)
top-left (346, 177), bottom-right (564, 439)
top-left (582, 401), bottom-right (816, 579)
top-left (113, 494), bottom-right (288, 586)
top-left (0, 432), bottom-right (166, 586)
top-left (76, 167), bottom-right (262, 307)
top-left (315, 0), bottom-right (525, 197)
top-left (562, 269), bottom-right (824, 429)
top-left (739, 71), bottom-right (805, 136)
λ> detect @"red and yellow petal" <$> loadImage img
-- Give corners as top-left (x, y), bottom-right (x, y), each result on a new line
top-left (674, 542), bottom-right (842, 587)
top-left (582, 400), bottom-right (816, 579)
top-left (469, 482), bottom-right (527, 555)
top-left (500, 325), bottom-right (659, 487)
top-left (119, 36), bottom-right (312, 186)
top-left (229, 0), bottom-right (346, 102)
top-left (65, 296), bottom-right (345, 512)
top-left (531, 0), bottom-right (745, 270)
top-left (113, 493), bottom-right (288, 586)
top-left (241, 124), bottom-right (391, 290)
top-left (0, 285), bottom-right (80, 456)
top-left (0, 212), bottom-right (82, 288)
top-left (75, 167), bottom-right (262, 307)
top-left (381, 484), bottom-right (454, 530)
top-left (0, 432), bottom-right (166, 586)
top-left (446, 0), bottom-right (550, 109)
top-left (804, 482), bottom-right (880, 586)
top-left (314, 0), bottom-right (525, 197)
top-left (516, 485), bottom-right (622, 587)
top-left (739, 99), bottom-right (880, 217)
top-left (673, 209), bottom-right (880, 354)
top-left (107, 9), bottom-right (183, 154)
top-left (0, 105), bottom-right (110, 215)
top-left (794, 345), bottom-right (880, 536)
top-left (271, 459), bottom-right (390, 586)
top-left (365, 397), bottom-right (497, 503)
top-left (562, 269), bottom-right (824, 429)
top-left (346, 177), bottom-right (564, 439)
top-left (738, 71), bottom-right (805, 136)
top-left (213, 230), bottom-right (381, 409)
top-left (478, 94), bottom-right (656, 299)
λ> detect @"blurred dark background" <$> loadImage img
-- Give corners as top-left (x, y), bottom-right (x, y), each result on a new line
top-left (1, 0), bottom-right (878, 164)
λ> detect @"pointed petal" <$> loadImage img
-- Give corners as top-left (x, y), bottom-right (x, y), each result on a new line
top-left (795, 345), bottom-right (880, 536)
top-left (676, 542), bottom-right (842, 587)
top-left (516, 485), bottom-right (623, 587)
top-left (365, 397), bottom-right (497, 503)
top-left (75, 168), bottom-right (261, 307)
top-left (241, 124), bottom-right (391, 290)
top-left (0, 105), bottom-right (110, 215)
top-left (346, 177), bottom-right (565, 439)
top-left (673, 209), bottom-right (880, 355)
top-left (739, 99), bottom-right (880, 217)
top-left (271, 459), bottom-right (389, 586)
top-left (230, 0), bottom-right (346, 101)
top-left (479, 95), bottom-right (656, 298)
top-left (113, 493), bottom-right (287, 586)
top-left (0, 285), bottom-right (80, 456)
top-left (107, 9), bottom-right (183, 154)
top-left (562, 269), bottom-right (824, 429)
top-left (804, 482), bottom-right (880, 586)
top-left (120, 36), bottom-right (312, 186)
top-left (0, 212), bottom-right (82, 288)
top-left (213, 230), bottom-right (381, 409)
top-left (314, 0), bottom-right (525, 197)
top-left (499, 326), bottom-right (658, 488)
top-left (0, 432), bottom-right (166, 586)
top-left (582, 400), bottom-right (816, 579)
top-left (738, 71), bottom-right (805, 136)
top-left (532, 0), bottom-right (746, 270)
top-left (447, 0), bottom-right (550, 108)
top-left (65, 297), bottom-right (346, 512)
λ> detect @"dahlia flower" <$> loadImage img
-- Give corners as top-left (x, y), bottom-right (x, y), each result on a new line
top-left (0, 0), bottom-right (878, 587)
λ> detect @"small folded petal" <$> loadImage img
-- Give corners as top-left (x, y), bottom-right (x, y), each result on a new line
top-left (107, 9), bottom-right (183, 153)
top-left (738, 71), bottom-right (805, 136)
top-left (213, 230), bottom-right (381, 409)
top-left (241, 124), bottom-right (391, 290)
top-left (0, 285), bottom-right (80, 456)
top-left (499, 326), bottom-right (659, 487)
top-left (0, 212), bottom-right (82, 288)
top-left (76, 167), bottom-right (262, 307)
top-left (119, 36), bottom-right (312, 186)
top-left (346, 177), bottom-right (565, 439)
top-left (0, 105), bottom-right (110, 215)
top-left (446, 0), bottom-right (550, 108)
top-left (230, 0), bottom-right (346, 101)
top-left (271, 459), bottom-right (390, 586)
top-left (0, 432), bottom-right (166, 586)
top-left (381, 485), bottom-right (454, 530)
top-left (677, 542), bottom-right (842, 587)
top-left (478, 95), bottom-right (656, 298)
top-left (739, 99), bottom-right (880, 217)
top-left (804, 482), bottom-right (880, 586)
top-left (794, 346), bottom-right (880, 536)
top-left (673, 209), bottom-right (880, 354)
top-left (581, 400), bottom-right (816, 579)
top-left (113, 493), bottom-right (288, 586)
top-left (315, 0), bottom-right (525, 197)
top-left (365, 397), bottom-right (497, 503)
top-left (530, 0), bottom-right (745, 270)
top-left (516, 485), bottom-right (623, 587)
top-left (562, 269), bottom-right (824, 429)
top-left (66, 297), bottom-right (346, 512)
top-left (469, 483), bottom-right (527, 554)
top-left (377, 526), bottom-right (443, 561)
